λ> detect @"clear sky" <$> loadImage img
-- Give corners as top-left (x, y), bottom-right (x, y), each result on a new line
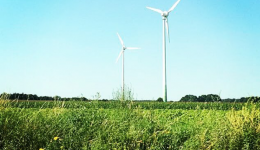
top-left (1, 0), bottom-right (260, 101)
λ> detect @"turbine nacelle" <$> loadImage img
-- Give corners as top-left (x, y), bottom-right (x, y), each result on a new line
top-left (147, 0), bottom-right (181, 43)
top-left (162, 11), bottom-right (169, 18)
top-left (116, 33), bottom-right (140, 63)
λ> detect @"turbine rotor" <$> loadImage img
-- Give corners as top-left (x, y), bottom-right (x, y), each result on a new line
top-left (162, 11), bottom-right (169, 17)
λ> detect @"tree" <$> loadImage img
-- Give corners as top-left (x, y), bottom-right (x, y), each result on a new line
top-left (157, 97), bottom-right (163, 102)
top-left (208, 94), bottom-right (221, 102)
top-left (198, 95), bottom-right (207, 102)
top-left (198, 94), bottom-right (221, 102)
top-left (180, 95), bottom-right (198, 102)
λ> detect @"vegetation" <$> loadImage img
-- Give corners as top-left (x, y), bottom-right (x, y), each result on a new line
top-left (222, 96), bottom-right (260, 102)
top-left (180, 94), bottom-right (222, 102)
top-left (1, 100), bottom-right (252, 110)
top-left (0, 92), bottom-right (88, 101)
top-left (157, 97), bottom-right (163, 102)
top-left (112, 85), bottom-right (135, 101)
top-left (180, 94), bottom-right (260, 103)
top-left (1, 94), bottom-right (260, 149)
top-left (2, 92), bottom-right (260, 103)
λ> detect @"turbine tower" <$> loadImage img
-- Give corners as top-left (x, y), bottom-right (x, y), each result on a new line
top-left (116, 33), bottom-right (140, 100)
top-left (147, 0), bottom-right (181, 102)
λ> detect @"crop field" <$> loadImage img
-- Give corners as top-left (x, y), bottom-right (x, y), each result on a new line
top-left (1, 100), bottom-right (260, 150)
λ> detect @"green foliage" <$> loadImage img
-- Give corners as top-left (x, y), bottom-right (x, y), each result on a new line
top-left (0, 92), bottom-right (88, 101)
top-left (53, 95), bottom-right (61, 101)
top-left (180, 94), bottom-right (221, 102)
top-left (2, 98), bottom-right (260, 149)
top-left (1, 92), bottom-right (259, 103)
top-left (0, 92), bottom-right (9, 100)
top-left (157, 97), bottom-right (163, 102)
top-left (197, 94), bottom-right (221, 102)
top-left (112, 85), bottom-right (134, 101)
top-left (180, 95), bottom-right (198, 102)
top-left (0, 100), bottom-right (254, 110)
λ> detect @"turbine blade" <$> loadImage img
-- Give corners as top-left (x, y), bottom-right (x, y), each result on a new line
top-left (117, 33), bottom-right (124, 47)
top-left (126, 47), bottom-right (141, 50)
top-left (116, 50), bottom-right (123, 63)
top-left (146, 7), bottom-right (163, 14)
top-left (168, 0), bottom-right (181, 12)
top-left (165, 19), bottom-right (170, 43)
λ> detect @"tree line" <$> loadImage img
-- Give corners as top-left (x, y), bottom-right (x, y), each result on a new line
top-left (179, 94), bottom-right (260, 103)
top-left (0, 92), bottom-right (88, 101)
top-left (1, 92), bottom-right (259, 102)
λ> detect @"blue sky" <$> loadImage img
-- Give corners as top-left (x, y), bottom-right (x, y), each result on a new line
top-left (0, 0), bottom-right (260, 101)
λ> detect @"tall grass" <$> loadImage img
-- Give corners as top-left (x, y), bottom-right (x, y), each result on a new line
top-left (1, 97), bottom-right (260, 149)
top-left (2, 100), bottom-right (254, 110)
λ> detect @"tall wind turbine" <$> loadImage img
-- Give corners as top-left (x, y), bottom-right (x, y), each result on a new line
top-left (147, 0), bottom-right (181, 102)
top-left (116, 33), bottom-right (140, 100)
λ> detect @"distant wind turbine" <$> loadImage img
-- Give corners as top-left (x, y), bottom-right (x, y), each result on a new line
top-left (116, 33), bottom-right (140, 100)
top-left (147, 0), bottom-right (181, 102)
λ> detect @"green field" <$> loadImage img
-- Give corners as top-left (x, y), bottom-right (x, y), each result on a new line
top-left (1, 100), bottom-right (260, 150)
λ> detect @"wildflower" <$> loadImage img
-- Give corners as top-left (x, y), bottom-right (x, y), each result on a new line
top-left (39, 148), bottom-right (44, 150)
top-left (54, 137), bottom-right (59, 141)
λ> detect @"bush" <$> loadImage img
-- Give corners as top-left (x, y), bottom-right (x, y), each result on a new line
top-left (157, 97), bottom-right (163, 102)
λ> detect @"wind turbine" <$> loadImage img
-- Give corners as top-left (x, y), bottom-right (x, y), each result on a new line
top-left (116, 33), bottom-right (140, 100)
top-left (147, 0), bottom-right (181, 102)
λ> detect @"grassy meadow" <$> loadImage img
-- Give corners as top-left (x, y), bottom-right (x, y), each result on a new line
top-left (1, 99), bottom-right (260, 149)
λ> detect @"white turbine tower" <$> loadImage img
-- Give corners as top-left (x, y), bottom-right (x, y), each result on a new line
top-left (147, 0), bottom-right (181, 102)
top-left (116, 33), bottom-right (140, 100)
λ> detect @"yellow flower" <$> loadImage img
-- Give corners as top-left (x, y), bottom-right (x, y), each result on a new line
top-left (60, 146), bottom-right (64, 149)
top-left (39, 148), bottom-right (44, 150)
top-left (54, 137), bottom-right (59, 141)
